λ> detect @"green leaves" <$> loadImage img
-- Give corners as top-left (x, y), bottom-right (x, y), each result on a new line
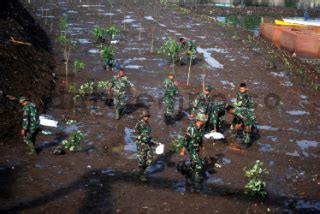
top-left (170, 134), bottom-right (186, 153)
top-left (93, 25), bottom-right (119, 41)
top-left (78, 82), bottom-right (95, 96)
top-left (100, 47), bottom-right (114, 66)
top-left (78, 80), bottom-right (112, 97)
top-left (97, 80), bottom-right (112, 89)
top-left (158, 37), bottom-right (181, 62)
top-left (106, 25), bottom-right (119, 40)
top-left (244, 160), bottom-right (269, 198)
top-left (73, 59), bottom-right (85, 74)
top-left (62, 130), bottom-right (84, 151)
top-left (93, 26), bottom-right (107, 40)
top-left (57, 34), bottom-right (69, 45)
top-left (58, 16), bottom-right (68, 31)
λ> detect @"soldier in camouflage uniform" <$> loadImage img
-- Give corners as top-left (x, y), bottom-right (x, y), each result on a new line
top-left (109, 68), bottom-right (136, 120)
top-left (178, 37), bottom-right (197, 65)
top-left (226, 105), bottom-right (256, 148)
top-left (207, 101), bottom-right (227, 132)
top-left (190, 86), bottom-right (212, 118)
top-left (184, 113), bottom-right (207, 182)
top-left (20, 96), bottom-right (40, 155)
top-left (134, 110), bottom-right (153, 182)
top-left (232, 83), bottom-right (254, 128)
top-left (163, 72), bottom-right (179, 124)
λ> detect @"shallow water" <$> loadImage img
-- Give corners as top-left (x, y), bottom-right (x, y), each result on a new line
top-left (296, 140), bottom-right (319, 157)
top-left (286, 110), bottom-right (310, 116)
top-left (256, 142), bottom-right (274, 153)
top-left (197, 47), bottom-right (224, 69)
top-left (124, 127), bottom-right (136, 153)
top-left (256, 125), bottom-right (278, 131)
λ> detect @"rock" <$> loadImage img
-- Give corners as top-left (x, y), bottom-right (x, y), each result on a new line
top-left (53, 146), bottom-right (65, 155)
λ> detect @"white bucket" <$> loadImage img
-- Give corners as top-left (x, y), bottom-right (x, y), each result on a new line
top-left (155, 143), bottom-right (164, 155)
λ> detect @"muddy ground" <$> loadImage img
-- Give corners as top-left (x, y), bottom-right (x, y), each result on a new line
top-left (1, 0), bottom-right (320, 213)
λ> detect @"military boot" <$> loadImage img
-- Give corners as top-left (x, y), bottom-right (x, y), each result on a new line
top-left (115, 109), bottom-right (120, 120)
top-left (193, 172), bottom-right (203, 184)
top-left (27, 143), bottom-right (36, 155)
top-left (139, 168), bottom-right (147, 182)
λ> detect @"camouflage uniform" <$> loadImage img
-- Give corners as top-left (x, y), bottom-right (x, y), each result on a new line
top-left (233, 92), bottom-right (254, 126)
top-left (234, 107), bottom-right (256, 145)
top-left (191, 92), bottom-right (211, 117)
top-left (185, 122), bottom-right (205, 180)
top-left (163, 77), bottom-right (178, 118)
top-left (235, 92), bottom-right (254, 110)
top-left (110, 75), bottom-right (134, 119)
top-left (134, 120), bottom-right (153, 170)
top-left (207, 101), bottom-right (226, 132)
top-left (22, 101), bottom-right (40, 154)
top-left (179, 40), bottom-right (197, 64)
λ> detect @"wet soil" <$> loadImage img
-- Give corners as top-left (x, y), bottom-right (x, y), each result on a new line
top-left (1, 0), bottom-right (320, 213)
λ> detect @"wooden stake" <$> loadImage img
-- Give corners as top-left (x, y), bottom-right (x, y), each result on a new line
top-left (150, 28), bottom-right (154, 52)
top-left (187, 57), bottom-right (192, 85)
top-left (123, 15), bottom-right (126, 30)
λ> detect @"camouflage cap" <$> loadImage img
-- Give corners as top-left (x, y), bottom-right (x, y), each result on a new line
top-left (19, 96), bottom-right (27, 103)
top-left (140, 110), bottom-right (150, 118)
top-left (195, 113), bottom-right (208, 122)
top-left (167, 70), bottom-right (176, 76)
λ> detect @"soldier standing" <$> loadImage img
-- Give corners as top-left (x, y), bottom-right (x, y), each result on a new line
top-left (226, 105), bottom-right (256, 148)
top-left (163, 72), bottom-right (179, 124)
top-left (190, 85), bottom-right (213, 118)
top-left (109, 68), bottom-right (136, 120)
top-left (232, 83), bottom-right (254, 129)
top-left (134, 110), bottom-right (153, 182)
top-left (184, 113), bottom-right (207, 182)
top-left (19, 96), bottom-right (40, 155)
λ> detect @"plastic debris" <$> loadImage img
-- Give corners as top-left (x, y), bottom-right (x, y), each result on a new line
top-left (42, 130), bottom-right (53, 135)
top-left (204, 132), bottom-right (225, 140)
top-left (39, 115), bottom-right (59, 127)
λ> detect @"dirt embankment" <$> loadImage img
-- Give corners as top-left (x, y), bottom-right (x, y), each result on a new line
top-left (0, 0), bottom-right (56, 142)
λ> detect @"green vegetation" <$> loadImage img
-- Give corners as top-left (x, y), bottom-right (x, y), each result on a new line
top-left (158, 37), bottom-right (181, 71)
top-left (62, 130), bottom-right (84, 151)
top-left (244, 160), bottom-right (269, 198)
top-left (66, 120), bottom-right (77, 125)
top-left (93, 26), bottom-right (107, 41)
top-left (73, 59), bottom-right (85, 75)
top-left (100, 47), bottom-right (114, 68)
top-left (93, 25), bottom-right (119, 42)
top-left (78, 80), bottom-right (112, 97)
top-left (57, 16), bottom-right (71, 86)
top-left (170, 135), bottom-right (186, 153)
top-left (106, 25), bottom-right (119, 40)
